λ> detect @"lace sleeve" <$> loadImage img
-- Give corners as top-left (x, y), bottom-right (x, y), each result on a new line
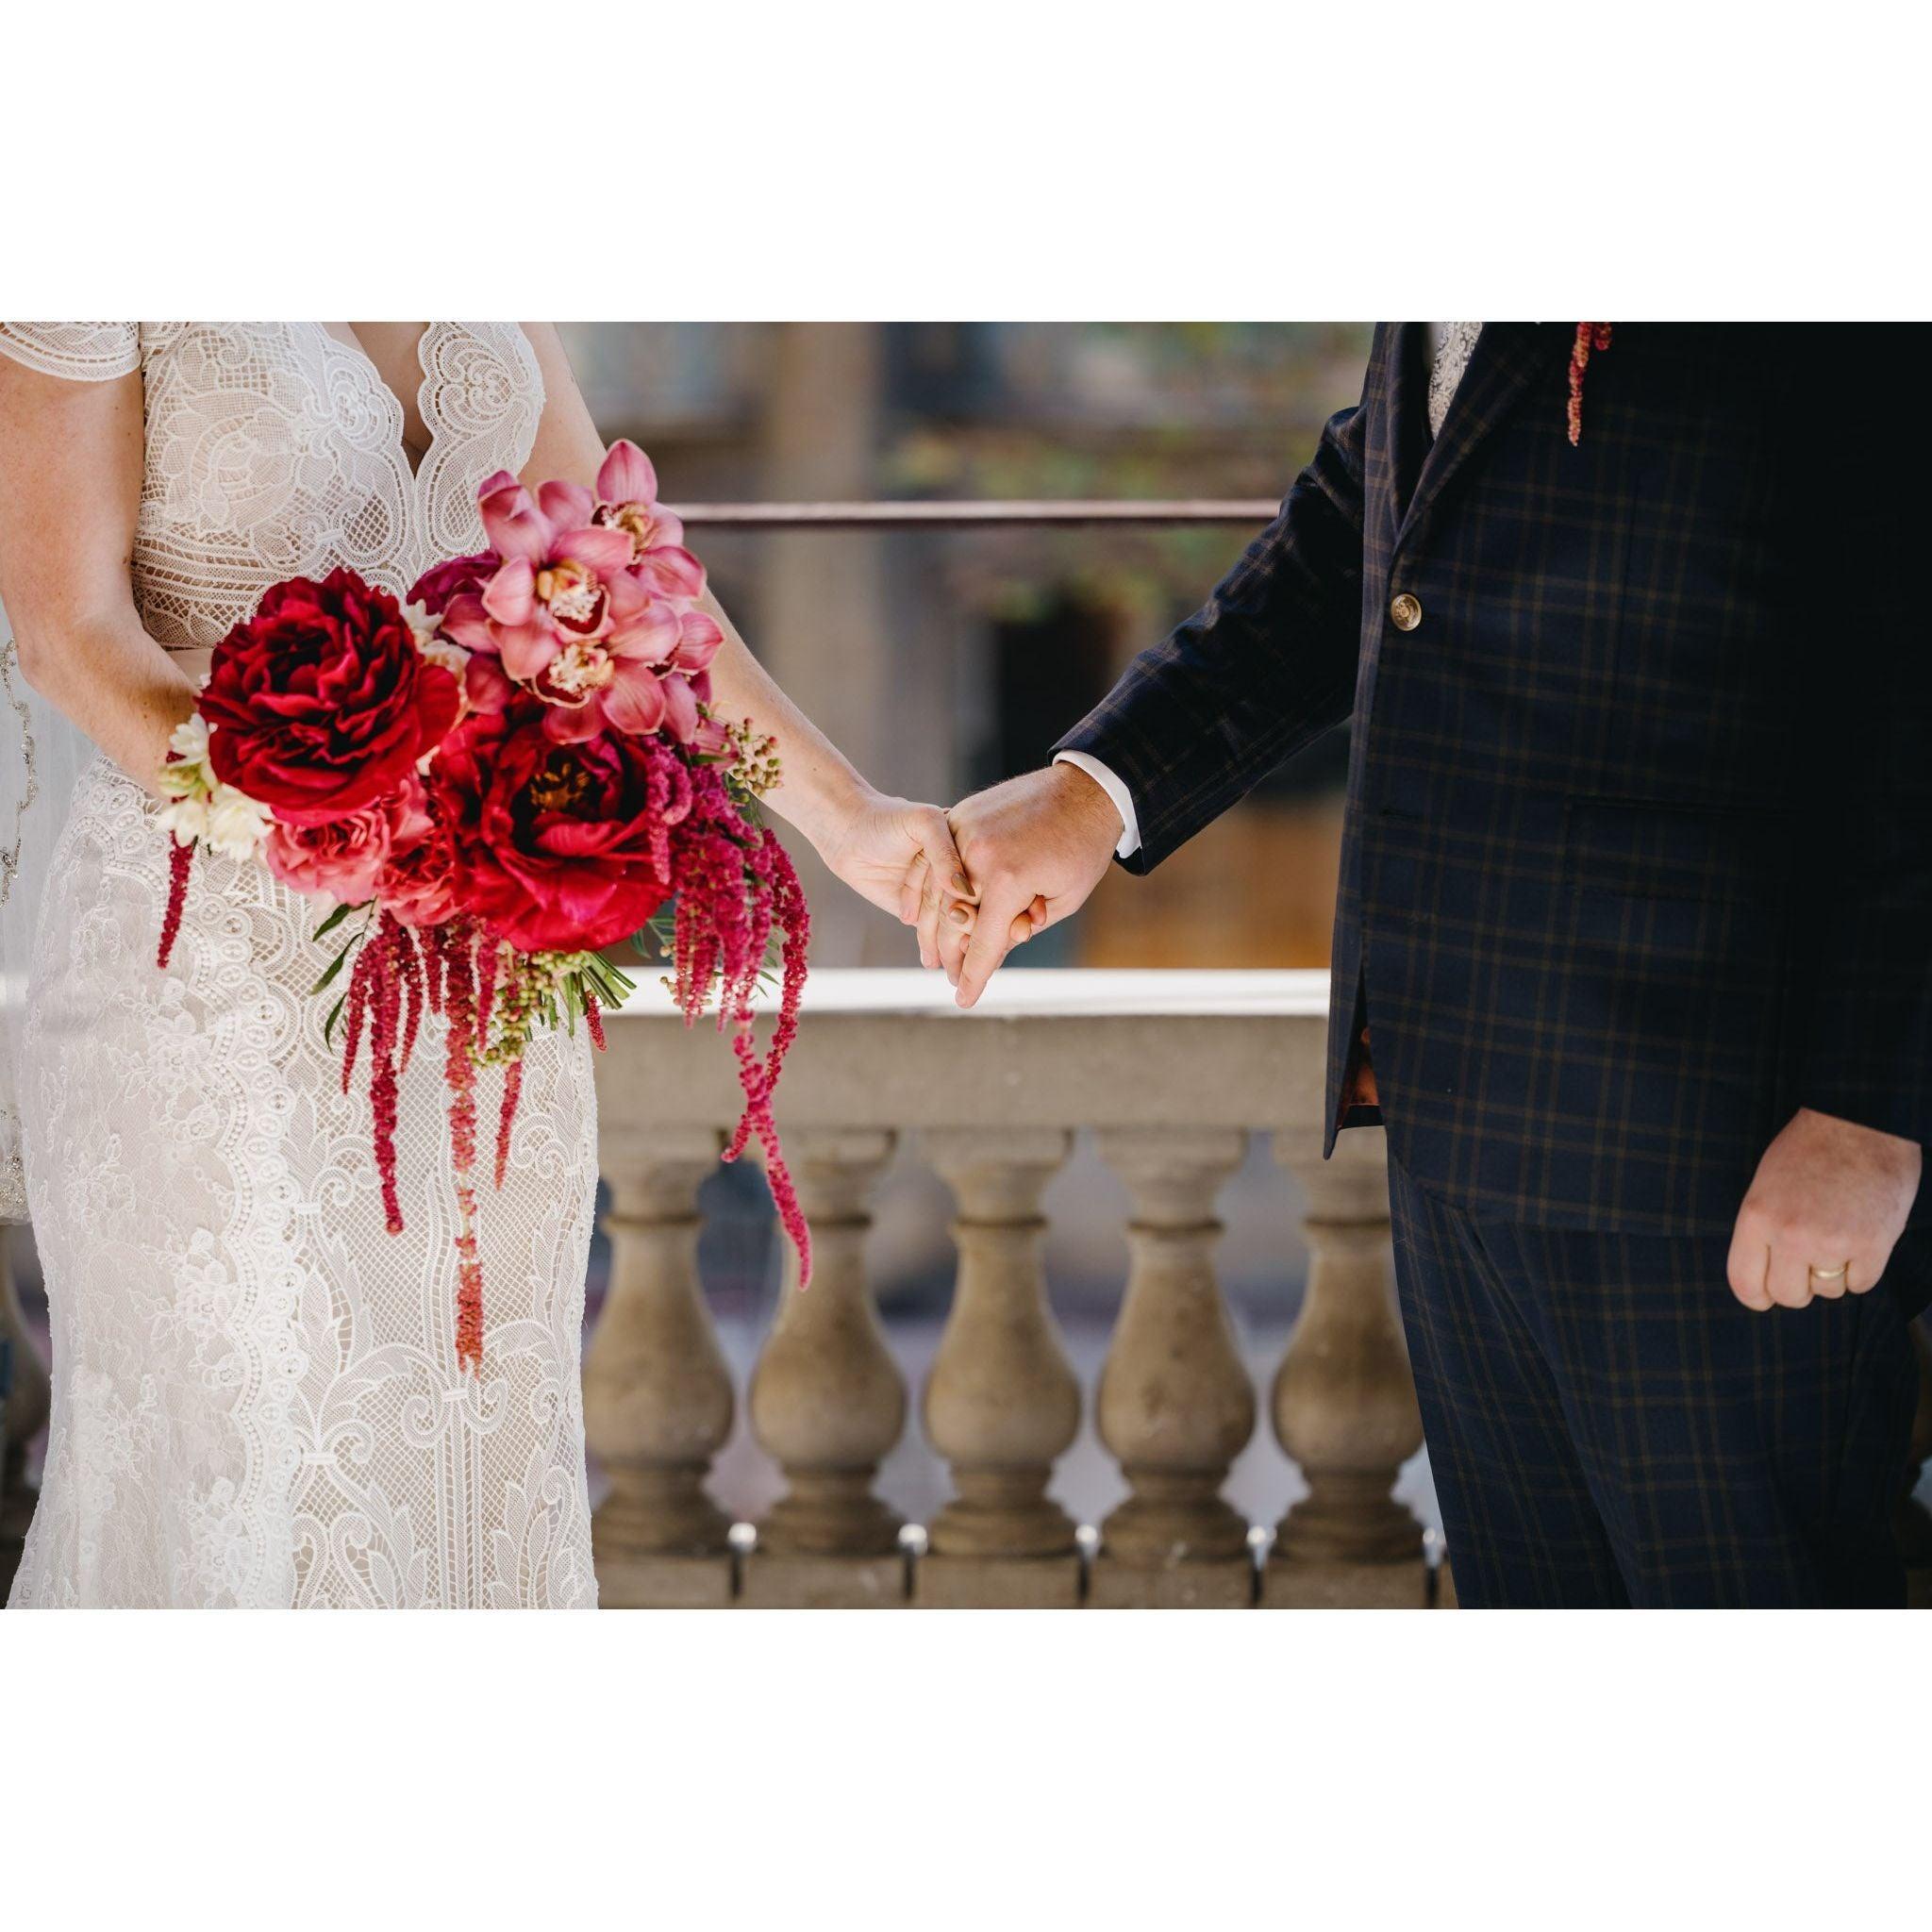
top-left (0, 323), bottom-right (141, 381)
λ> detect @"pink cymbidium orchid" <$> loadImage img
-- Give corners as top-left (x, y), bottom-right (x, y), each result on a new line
top-left (458, 591), bottom-right (725, 747)
top-left (443, 447), bottom-right (724, 746)
top-left (541, 603), bottom-right (726, 746)
top-left (539, 441), bottom-right (707, 603)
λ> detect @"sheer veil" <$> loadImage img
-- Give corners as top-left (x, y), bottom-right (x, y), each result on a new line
top-left (1, 604), bottom-right (93, 1222)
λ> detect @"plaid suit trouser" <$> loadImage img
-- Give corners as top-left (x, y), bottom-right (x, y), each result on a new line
top-left (1388, 1158), bottom-right (1923, 1607)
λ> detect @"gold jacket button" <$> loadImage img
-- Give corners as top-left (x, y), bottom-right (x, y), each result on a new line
top-left (1389, 591), bottom-right (1423, 631)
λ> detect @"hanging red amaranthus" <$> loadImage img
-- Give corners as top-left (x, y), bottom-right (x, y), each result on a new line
top-left (158, 836), bottom-right (192, 970)
top-left (493, 1058), bottom-right (523, 1191)
top-left (667, 762), bottom-right (813, 1285)
top-left (1568, 324), bottom-right (1614, 446)
top-left (437, 921), bottom-right (487, 1373)
top-left (367, 916), bottom-right (405, 1236)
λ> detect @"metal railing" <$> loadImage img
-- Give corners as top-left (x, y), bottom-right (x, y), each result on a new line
top-left (671, 498), bottom-right (1281, 531)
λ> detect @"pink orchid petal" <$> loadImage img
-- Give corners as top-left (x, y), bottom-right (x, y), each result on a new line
top-left (602, 662), bottom-right (668, 735)
top-left (555, 525), bottom-right (637, 575)
top-left (441, 592), bottom-right (495, 651)
top-left (597, 440), bottom-right (658, 507)
top-left (465, 655), bottom-right (516, 713)
top-left (646, 509), bottom-right (686, 549)
top-left (637, 546), bottom-right (707, 600)
top-left (674, 609), bottom-right (724, 673)
top-left (498, 622), bottom-right (560, 683)
top-left (608, 598), bottom-right (683, 663)
top-left (605, 569), bottom-right (650, 624)
top-left (481, 557), bottom-right (536, 625)
top-left (478, 480), bottom-right (553, 562)
top-left (539, 479), bottom-right (595, 528)
top-left (660, 674), bottom-right (701, 744)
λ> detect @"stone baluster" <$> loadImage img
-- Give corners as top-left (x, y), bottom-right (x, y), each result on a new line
top-left (744, 1129), bottom-right (907, 1606)
top-left (918, 1129), bottom-right (1081, 1607)
top-left (1267, 1126), bottom-right (1427, 1607)
top-left (1091, 1128), bottom-right (1257, 1607)
top-left (1898, 1318), bottom-right (1932, 1610)
top-left (582, 1127), bottom-right (735, 1607)
top-left (1, 1224), bottom-right (51, 1594)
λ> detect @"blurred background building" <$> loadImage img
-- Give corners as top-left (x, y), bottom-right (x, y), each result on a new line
top-left (561, 322), bottom-right (1371, 971)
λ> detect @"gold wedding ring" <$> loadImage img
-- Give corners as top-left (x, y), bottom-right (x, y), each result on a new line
top-left (1808, 1263), bottom-right (1848, 1281)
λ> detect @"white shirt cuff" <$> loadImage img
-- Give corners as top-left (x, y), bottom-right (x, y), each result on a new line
top-left (1053, 750), bottom-right (1141, 859)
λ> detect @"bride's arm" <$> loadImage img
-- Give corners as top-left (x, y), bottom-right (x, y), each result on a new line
top-left (0, 358), bottom-right (196, 789)
top-left (515, 325), bottom-right (975, 964)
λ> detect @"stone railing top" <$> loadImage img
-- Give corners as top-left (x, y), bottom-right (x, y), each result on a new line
top-left (608, 966), bottom-right (1333, 1021)
top-left (596, 967), bottom-right (1348, 1141)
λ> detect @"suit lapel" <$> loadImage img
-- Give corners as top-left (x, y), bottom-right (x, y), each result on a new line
top-left (1386, 323), bottom-right (1432, 525)
top-left (1394, 323), bottom-right (1563, 551)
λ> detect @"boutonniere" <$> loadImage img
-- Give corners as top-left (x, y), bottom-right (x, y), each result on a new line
top-left (1568, 324), bottom-right (1613, 445)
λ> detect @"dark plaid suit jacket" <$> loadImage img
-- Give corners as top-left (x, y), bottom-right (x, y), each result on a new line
top-left (1056, 324), bottom-right (1932, 1234)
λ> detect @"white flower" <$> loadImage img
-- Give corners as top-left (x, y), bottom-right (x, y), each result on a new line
top-left (402, 597), bottom-right (437, 642)
top-left (160, 711), bottom-right (218, 801)
top-left (169, 713), bottom-right (211, 767)
top-left (202, 784), bottom-right (272, 860)
top-left (418, 634), bottom-right (471, 681)
top-left (157, 794), bottom-right (209, 843)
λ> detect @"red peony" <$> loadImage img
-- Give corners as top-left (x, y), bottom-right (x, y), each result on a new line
top-left (407, 549), bottom-right (496, 618)
top-left (430, 702), bottom-right (691, 953)
top-left (200, 568), bottom-right (459, 824)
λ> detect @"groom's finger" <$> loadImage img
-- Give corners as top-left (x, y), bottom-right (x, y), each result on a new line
top-left (1763, 1242), bottom-right (1813, 1310)
top-left (956, 884), bottom-right (1031, 1008)
top-left (935, 887), bottom-right (976, 985)
top-left (1725, 1214), bottom-right (1774, 1311)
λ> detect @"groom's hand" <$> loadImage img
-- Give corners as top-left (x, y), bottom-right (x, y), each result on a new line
top-left (940, 764), bottom-right (1124, 1008)
top-left (1725, 1107), bottom-right (1923, 1311)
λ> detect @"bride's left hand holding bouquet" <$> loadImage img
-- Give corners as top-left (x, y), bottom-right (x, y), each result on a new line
top-left (153, 442), bottom-right (810, 1370)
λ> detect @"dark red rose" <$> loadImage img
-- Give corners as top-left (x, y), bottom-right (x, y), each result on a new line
top-left (407, 549), bottom-right (496, 618)
top-left (201, 568), bottom-right (459, 825)
top-left (430, 701), bottom-right (691, 952)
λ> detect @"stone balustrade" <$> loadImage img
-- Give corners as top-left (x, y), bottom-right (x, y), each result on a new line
top-left (587, 968), bottom-right (1436, 1608)
top-left (5, 969), bottom-right (1929, 1608)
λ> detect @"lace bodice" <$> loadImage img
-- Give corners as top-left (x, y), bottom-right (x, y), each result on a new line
top-left (0, 321), bottom-right (544, 644)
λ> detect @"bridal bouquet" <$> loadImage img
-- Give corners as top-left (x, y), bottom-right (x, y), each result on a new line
top-left (153, 442), bottom-right (810, 1368)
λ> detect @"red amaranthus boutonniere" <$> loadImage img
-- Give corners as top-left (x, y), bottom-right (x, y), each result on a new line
top-left (1568, 324), bottom-right (1613, 444)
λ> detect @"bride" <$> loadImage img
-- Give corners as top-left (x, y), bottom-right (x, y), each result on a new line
top-left (0, 321), bottom-right (975, 1607)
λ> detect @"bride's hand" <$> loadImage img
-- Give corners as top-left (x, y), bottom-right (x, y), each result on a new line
top-left (814, 788), bottom-right (978, 969)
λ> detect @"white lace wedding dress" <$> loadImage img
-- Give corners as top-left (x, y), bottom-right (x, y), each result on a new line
top-left (2, 323), bottom-right (599, 1607)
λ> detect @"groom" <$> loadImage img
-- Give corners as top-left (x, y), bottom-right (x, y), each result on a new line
top-left (939, 324), bottom-right (1932, 1607)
